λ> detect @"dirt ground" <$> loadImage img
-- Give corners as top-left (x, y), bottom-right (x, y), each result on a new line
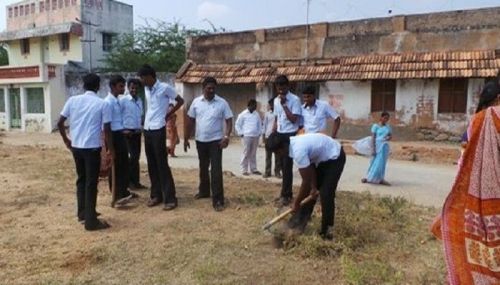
top-left (0, 141), bottom-right (446, 284)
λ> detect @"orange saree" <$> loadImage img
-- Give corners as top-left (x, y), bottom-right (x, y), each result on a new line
top-left (432, 106), bottom-right (500, 284)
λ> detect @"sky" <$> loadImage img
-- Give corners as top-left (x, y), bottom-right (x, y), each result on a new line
top-left (1, 0), bottom-right (500, 32)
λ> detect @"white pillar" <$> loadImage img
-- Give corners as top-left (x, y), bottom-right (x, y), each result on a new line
top-left (20, 86), bottom-right (26, 131)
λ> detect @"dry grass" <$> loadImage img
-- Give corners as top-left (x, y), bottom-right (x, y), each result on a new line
top-left (0, 144), bottom-right (446, 285)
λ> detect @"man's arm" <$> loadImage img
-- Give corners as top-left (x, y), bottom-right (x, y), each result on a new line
top-left (331, 117), bottom-right (341, 138)
top-left (281, 104), bottom-right (299, 123)
top-left (166, 95), bottom-right (184, 119)
top-left (103, 123), bottom-right (114, 155)
top-left (220, 118), bottom-right (233, 149)
top-left (293, 165), bottom-right (318, 212)
top-left (57, 116), bottom-right (71, 150)
top-left (184, 116), bottom-right (195, 152)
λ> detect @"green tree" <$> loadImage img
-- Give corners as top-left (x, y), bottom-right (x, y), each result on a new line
top-left (0, 45), bottom-right (8, 66)
top-left (101, 20), bottom-right (216, 72)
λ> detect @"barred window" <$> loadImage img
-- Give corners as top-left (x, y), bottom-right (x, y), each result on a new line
top-left (438, 78), bottom-right (468, 114)
top-left (26, 88), bottom-right (45, 113)
top-left (371, 80), bottom-right (396, 112)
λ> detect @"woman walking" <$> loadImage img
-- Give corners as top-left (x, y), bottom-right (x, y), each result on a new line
top-left (361, 111), bottom-right (392, 185)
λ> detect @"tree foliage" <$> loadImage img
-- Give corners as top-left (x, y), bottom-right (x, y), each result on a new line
top-left (0, 45), bottom-right (8, 66)
top-left (101, 20), bottom-right (217, 73)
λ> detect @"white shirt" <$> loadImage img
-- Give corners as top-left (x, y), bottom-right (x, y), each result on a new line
top-left (144, 80), bottom-right (177, 130)
top-left (187, 94), bottom-right (233, 142)
top-left (262, 111), bottom-right (276, 138)
top-left (60, 91), bottom-right (111, 149)
top-left (235, 109), bottom-right (262, 137)
top-left (302, 99), bottom-right (339, 133)
top-left (119, 94), bottom-right (143, 130)
top-left (289, 133), bottom-right (341, 168)
top-left (273, 92), bottom-right (302, 133)
top-left (104, 93), bottom-right (124, 131)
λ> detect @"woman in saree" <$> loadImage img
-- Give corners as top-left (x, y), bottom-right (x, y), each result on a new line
top-left (431, 81), bottom-right (500, 284)
top-left (166, 103), bottom-right (179, 157)
top-left (361, 111), bottom-right (392, 186)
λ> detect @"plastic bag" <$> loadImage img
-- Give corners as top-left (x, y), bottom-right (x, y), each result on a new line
top-left (352, 136), bottom-right (373, 156)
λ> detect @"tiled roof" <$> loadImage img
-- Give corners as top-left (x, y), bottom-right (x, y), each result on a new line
top-left (177, 50), bottom-right (500, 84)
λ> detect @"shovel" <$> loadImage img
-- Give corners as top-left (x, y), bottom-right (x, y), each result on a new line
top-left (262, 195), bottom-right (315, 231)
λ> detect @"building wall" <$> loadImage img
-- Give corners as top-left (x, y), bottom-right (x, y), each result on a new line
top-left (6, 37), bottom-right (43, 66)
top-left (80, 0), bottom-right (133, 70)
top-left (0, 87), bottom-right (7, 130)
top-left (6, 0), bottom-right (81, 31)
top-left (187, 7), bottom-right (500, 64)
top-left (46, 34), bottom-right (83, 64)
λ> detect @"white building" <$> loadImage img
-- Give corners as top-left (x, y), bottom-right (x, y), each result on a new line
top-left (0, 0), bottom-right (133, 132)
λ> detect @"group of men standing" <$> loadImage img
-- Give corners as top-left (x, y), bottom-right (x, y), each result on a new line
top-left (59, 69), bottom-right (346, 240)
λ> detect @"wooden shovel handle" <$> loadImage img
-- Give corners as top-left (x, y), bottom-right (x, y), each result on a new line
top-left (262, 195), bottom-right (315, 231)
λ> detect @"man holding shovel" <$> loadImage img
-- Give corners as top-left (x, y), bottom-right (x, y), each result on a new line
top-left (267, 132), bottom-right (346, 240)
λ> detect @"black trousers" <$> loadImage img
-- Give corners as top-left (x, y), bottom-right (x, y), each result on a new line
top-left (278, 132), bottom-right (296, 199)
top-left (72, 147), bottom-right (101, 229)
top-left (108, 131), bottom-right (131, 199)
top-left (196, 140), bottom-right (224, 206)
top-left (292, 148), bottom-right (346, 233)
top-left (265, 142), bottom-right (282, 176)
top-left (144, 127), bottom-right (177, 204)
top-left (125, 131), bottom-right (142, 186)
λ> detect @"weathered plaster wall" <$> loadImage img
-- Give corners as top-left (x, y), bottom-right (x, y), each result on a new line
top-left (47, 34), bottom-right (83, 64)
top-left (6, 37), bottom-right (43, 66)
top-left (0, 113), bottom-right (6, 130)
top-left (187, 7), bottom-right (500, 64)
top-left (320, 80), bottom-right (372, 123)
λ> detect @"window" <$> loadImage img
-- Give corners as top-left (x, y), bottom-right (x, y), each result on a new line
top-left (45, 0), bottom-right (50, 11)
top-left (102, 33), bottom-right (113, 52)
top-left (20, 5), bottom-right (24, 16)
top-left (52, 0), bottom-right (57, 10)
top-left (26, 88), bottom-right (45, 113)
top-left (40, 1), bottom-right (45, 12)
top-left (371, 80), bottom-right (396, 112)
top-left (59, 0), bottom-right (63, 8)
top-left (59, 33), bottom-right (70, 51)
top-left (438, 78), bottom-right (468, 113)
top-left (31, 3), bottom-right (36, 14)
top-left (14, 6), bottom-right (18, 17)
top-left (0, 89), bottom-right (5, 112)
top-left (8, 8), bottom-right (12, 18)
top-left (71, 0), bottom-right (77, 5)
top-left (65, 0), bottom-right (70, 7)
top-left (20, 39), bottom-right (30, 55)
top-left (25, 4), bottom-right (30, 14)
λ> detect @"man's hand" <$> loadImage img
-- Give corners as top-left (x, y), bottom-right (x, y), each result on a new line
top-left (184, 140), bottom-right (190, 152)
top-left (291, 199), bottom-right (301, 213)
top-left (219, 137), bottom-right (230, 149)
top-left (310, 189), bottom-right (319, 199)
top-left (280, 95), bottom-right (287, 105)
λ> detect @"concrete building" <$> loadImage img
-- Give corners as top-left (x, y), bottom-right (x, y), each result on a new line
top-left (0, 0), bottom-right (133, 132)
top-left (177, 7), bottom-right (500, 140)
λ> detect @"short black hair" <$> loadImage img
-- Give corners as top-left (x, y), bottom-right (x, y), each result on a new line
top-left (109, 75), bottom-right (126, 88)
top-left (266, 132), bottom-right (290, 152)
top-left (302, 85), bottom-right (316, 95)
top-left (127, 78), bottom-right (142, 88)
top-left (202, 76), bottom-right (217, 87)
top-left (83, 73), bottom-right (100, 92)
top-left (247, 99), bottom-right (257, 107)
top-left (275, 75), bottom-right (289, 85)
top-left (381, 111), bottom-right (390, 118)
top-left (137, 64), bottom-right (156, 79)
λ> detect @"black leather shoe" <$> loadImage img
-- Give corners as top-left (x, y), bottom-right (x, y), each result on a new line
top-left (194, 193), bottom-right (210, 200)
top-left (213, 202), bottom-right (225, 212)
top-left (85, 219), bottom-right (111, 231)
top-left (163, 202), bottom-right (178, 211)
top-left (147, 197), bottom-right (162, 207)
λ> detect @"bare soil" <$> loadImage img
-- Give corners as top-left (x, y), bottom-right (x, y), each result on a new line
top-left (0, 143), bottom-right (446, 284)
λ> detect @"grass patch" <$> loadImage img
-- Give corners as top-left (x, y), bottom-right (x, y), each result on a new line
top-left (233, 192), bottom-right (266, 207)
